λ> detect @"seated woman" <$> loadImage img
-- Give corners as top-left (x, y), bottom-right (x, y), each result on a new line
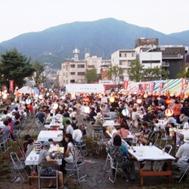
top-left (64, 134), bottom-right (75, 163)
top-left (108, 134), bottom-right (135, 181)
top-left (137, 122), bottom-right (151, 145)
top-left (39, 142), bottom-right (64, 189)
top-left (117, 122), bottom-right (130, 139)
top-left (60, 134), bottom-right (75, 174)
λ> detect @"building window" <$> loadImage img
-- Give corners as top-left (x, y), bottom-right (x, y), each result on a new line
top-left (78, 72), bottom-right (85, 76)
top-left (70, 72), bottom-right (75, 75)
top-left (77, 64), bottom-right (85, 68)
top-left (70, 79), bottom-right (75, 83)
top-left (142, 60), bottom-right (160, 63)
top-left (70, 64), bottom-right (75, 68)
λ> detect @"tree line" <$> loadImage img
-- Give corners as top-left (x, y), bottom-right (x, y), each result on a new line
top-left (0, 49), bottom-right (45, 89)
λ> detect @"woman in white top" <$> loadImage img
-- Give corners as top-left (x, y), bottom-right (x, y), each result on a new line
top-left (64, 134), bottom-right (75, 163)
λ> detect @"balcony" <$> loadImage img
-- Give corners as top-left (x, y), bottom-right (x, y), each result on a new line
top-left (162, 54), bottom-right (184, 60)
top-left (161, 62), bottom-right (170, 67)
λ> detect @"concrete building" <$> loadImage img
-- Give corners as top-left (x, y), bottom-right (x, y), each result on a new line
top-left (160, 45), bottom-right (187, 79)
top-left (139, 51), bottom-right (162, 69)
top-left (111, 49), bottom-right (136, 81)
top-left (100, 59), bottom-right (111, 80)
top-left (58, 49), bottom-right (87, 87)
top-left (58, 49), bottom-right (108, 87)
top-left (135, 38), bottom-right (159, 48)
top-left (85, 54), bottom-right (102, 74)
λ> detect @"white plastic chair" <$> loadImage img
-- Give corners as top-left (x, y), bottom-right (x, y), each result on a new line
top-left (10, 152), bottom-right (28, 182)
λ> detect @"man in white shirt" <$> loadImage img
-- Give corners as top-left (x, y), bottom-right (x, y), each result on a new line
top-left (65, 120), bottom-right (74, 135)
top-left (175, 134), bottom-right (189, 176)
top-left (72, 126), bottom-right (83, 143)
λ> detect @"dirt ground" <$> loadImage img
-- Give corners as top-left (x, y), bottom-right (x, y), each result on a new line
top-left (1, 115), bottom-right (189, 189)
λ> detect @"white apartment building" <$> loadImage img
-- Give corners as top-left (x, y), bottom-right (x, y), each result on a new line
top-left (139, 51), bottom-right (162, 69)
top-left (85, 53), bottom-right (102, 74)
top-left (58, 49), bottom-right (105, 87)
top-left (58, 60), bottom-right (87, 87)
top-left (111, 49), bottom-right (136, 80)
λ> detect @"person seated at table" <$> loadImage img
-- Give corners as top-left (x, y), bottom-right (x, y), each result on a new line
top-left (65, 120), bottom-right (74, 135)
top-left (88, 107), bottom-right (97, 122)
top-left (39, 142), bottom-right (64, 188)
top-left (25, 138), bottom-right (34, 157)
top-left (36, 109), bottom-right (46, 124)
top-left (137, 122), bottom-right (151, 145)
top-left (117, 122), bottom-right (130, 139)
top-left (64, 134), bottom-right (75, 163)
top-left (108, 134), bottom-right (135, 181)
top-left (48, 138), bottom-right (59, 148)
top-left (173, 100), bottom-right (182, 123)
top-left (23, 134), bottom-right (32, 153)
top-left (46, 112), bottom-right (53, 123)
top-left (0, 120), bottom-right (10, 141)
top-left (72, 124), bottom-right (83, 144)
top-left (174, 134), bottom-right (189, 180)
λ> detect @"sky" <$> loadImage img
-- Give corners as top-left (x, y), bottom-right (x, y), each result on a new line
top-left (0, 0), bottom-right (189, 42)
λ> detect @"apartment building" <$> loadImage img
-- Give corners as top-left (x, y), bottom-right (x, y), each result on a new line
top-left (58, 49), bottom-right (107, 87)
top-left (160, 46), bottom-right (187, 79)
top-left (111, 49), bottom-right (136, 80)
top-left (139, 51), bottom-right (162, 69)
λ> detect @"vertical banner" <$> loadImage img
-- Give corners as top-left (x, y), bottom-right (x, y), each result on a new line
top-left (150, 82), bottom-right (155, 93)
top-left (159, 82), bottom-right (164, 93)
top-left (123, 80), bottom-right (129, 90)
top-left (2, 84), bottom-right (7, 91)
top-left (142, 83), bottom-right (147, 93)
top-left (9, 80), bottom-right (14, 92)
top-left (138, 84), bottom-right (143, 94)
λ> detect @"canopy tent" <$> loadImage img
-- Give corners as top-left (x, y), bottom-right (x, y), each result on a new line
top-left (18, 86), bottom-right (39, 95)
top-left (65, 84), bottom-right (105, 93)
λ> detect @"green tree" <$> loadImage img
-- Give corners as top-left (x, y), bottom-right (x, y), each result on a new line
top-left (85, 68), bottom-right (98, 83)
top-left (108, 66), bottom-right (123, 83)
top-left (177, 67), bottom-right (189, 78)
top-left (128, 60), bottom-right (144, 82)
top-left (0, 49), bottom-right (35, 88)
top-left (32, 61), bottom-right (45, 86)
top-left (143, 67), bottom-right (169, 81)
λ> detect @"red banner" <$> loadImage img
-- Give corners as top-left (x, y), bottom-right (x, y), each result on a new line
top-left (150, 82), bottom-right (155, 93)
top-left (2, 84), bottom-right (7, 91)
top-left (9, 80), bottom-right (14, 92)
top-left (123, 80), bottom-right (129, 89)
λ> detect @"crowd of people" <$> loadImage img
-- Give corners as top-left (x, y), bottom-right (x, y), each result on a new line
top-left (1, 90), bottom-right (189, 187)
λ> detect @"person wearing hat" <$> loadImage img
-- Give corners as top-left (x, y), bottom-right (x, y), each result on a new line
top-left (175, 134), bottom-right (189, 178)
top-left (39, 141), bottom-right (64, 188)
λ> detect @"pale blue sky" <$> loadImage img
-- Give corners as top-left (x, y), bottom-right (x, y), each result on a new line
top-left (0, 0), bottom-right (188, 42)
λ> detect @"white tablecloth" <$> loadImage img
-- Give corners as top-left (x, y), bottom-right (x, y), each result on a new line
top-left (44, 123), bottom-right (64, 130)
top-left (25, 150), bottom-right (40, 166)
top-left (25, 147), bottom-right (64, 166)
top-left (128, 146), bottom-right (175, 161)
top-left (37, 130), bottom-right (63, 142)
top-left (103, 120), bottom-right (120, 127)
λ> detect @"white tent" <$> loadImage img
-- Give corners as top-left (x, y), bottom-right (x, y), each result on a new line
top-left (65, 84), bottom-right (105, 93)
top-left (18, 86), bottom-right (38, 94)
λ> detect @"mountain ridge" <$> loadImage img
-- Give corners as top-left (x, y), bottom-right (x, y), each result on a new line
top-left (0, 18), bottom-right (188, 67)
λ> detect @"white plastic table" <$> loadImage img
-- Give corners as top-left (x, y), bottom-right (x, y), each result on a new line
top-left (128, 145), bottom-right (175, 161)
top-left (37, 130), bottom-right (63, 142)
top-left (103, 120), bottom-right (120, 127)
top-left (128, 145), bottom-right (175, 186)
top-left (25, 147), bottom-right (64, 166)
top-left (44, 123), bottom-right (64, 130)
top-left (25, 150), bottom-right (40, 166)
